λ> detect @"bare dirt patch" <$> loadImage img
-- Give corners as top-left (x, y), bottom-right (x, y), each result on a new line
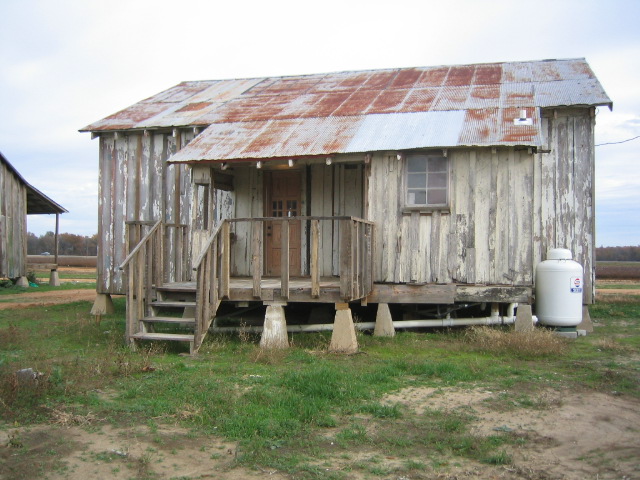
top-left (0, 424), bottom-right (288, 480)
top-left (383, 386), bottom-right (640, 480)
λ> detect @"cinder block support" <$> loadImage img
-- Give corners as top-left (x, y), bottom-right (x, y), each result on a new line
top-left (329, 303), bottom-right (358, 354)
top-left (578, 305), bottom-right (594, 333)
top-left (373, 303), bottom-right (395, 337)
top-left (15, 276), bottom-right (29, 288)
top-left (91, 293), bottom-right (115, 316)
top-left (49, 269), bottom-right (60, 287)
top-left (260, 303), bottom-right (289, 349)
top-left (514, 304), bottom-right (534, 332)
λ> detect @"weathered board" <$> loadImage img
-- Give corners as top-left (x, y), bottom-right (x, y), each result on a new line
top-left (0, 159), bottom-right (28, 278)
top-left (97, 130), bottom-right (195, 294)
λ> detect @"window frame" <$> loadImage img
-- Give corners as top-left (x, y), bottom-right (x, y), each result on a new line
top-left (402, 153), bottom-right (451, 213)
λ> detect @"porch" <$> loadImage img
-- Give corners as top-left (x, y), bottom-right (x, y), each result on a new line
top-left (120, 216), bottom-right (375, 353)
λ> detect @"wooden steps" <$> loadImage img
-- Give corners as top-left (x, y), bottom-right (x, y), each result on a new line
top-left (141, 316), bottom-right (195, 326)
top-left (131, 282), bottom-right (199, 354)
top-left (149, 300), bottom-right (196, 309)
top-left (131, 332), bottom-right (195, 342)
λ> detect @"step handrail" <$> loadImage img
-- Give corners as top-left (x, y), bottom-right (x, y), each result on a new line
top-left (192, 221), bottom-right (225, 271)
top-left (119, 219), bottom-right (162, 270)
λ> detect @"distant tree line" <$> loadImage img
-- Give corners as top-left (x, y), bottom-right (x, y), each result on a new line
top-left (27, 232), bottom-right (98, 256)
top-left (596, 245), bottom-right (640, 261)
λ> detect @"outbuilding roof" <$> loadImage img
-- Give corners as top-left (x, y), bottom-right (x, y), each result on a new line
top-left (0, 152), bottom-right (68, 214)
top-left (81, 58), bottom-right (611, 162)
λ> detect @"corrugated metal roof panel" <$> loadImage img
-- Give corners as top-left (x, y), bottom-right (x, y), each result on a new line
top-left (169, 108), bottom-right (544, 163)
top-left (346, 111), bottom-right (465, 152)
top-left (81, 58), bottom-right (611, 159)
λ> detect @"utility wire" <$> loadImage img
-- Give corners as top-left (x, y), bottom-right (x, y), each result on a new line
top-left (596, 135), bottom-right (640, 147)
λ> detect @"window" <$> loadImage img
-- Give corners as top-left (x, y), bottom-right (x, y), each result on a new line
top-left (405, 154), bottom-right (449, 209)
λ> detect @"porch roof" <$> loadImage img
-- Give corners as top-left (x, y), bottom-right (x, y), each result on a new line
top-left (81, 58), bottom-right (612, 161)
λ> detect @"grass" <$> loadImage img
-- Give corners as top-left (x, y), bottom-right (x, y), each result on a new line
top-left (34, 271), bottom-right (97, 281)
top-left (0, 296), bottom-right (639, 478)
top-left (0, 282), bottom-right (96, 297)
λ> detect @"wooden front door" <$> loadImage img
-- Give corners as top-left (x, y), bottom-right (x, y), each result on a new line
top-left (265, 170), bottom-right (302, 276)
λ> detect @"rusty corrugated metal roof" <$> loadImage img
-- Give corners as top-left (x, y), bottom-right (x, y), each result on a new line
top-left (81, 58), bottom-right (612, 162)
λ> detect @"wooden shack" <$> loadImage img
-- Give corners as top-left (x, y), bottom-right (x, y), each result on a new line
top-left (81, 58), bottom-right (611, 352)
top-left (0, 151), bottom-right (67, 284)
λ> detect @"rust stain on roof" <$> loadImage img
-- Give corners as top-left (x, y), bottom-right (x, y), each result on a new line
top-left (176, 102), bottom-right (212, 112)
top-left (81, 58), bottom-right (612, 158)
top-left (446, 65), bottom-right (475, 87)
top-left (474, 64), bottom-right (503, 85)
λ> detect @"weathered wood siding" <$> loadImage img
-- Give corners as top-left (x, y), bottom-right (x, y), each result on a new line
top-left (537, 108), bottom-right (595, 303)
top-left (229, 160), bottom-right (363, 276)
top-left (0, 160), bottom-right (28, 278)
top-left (367, 108), bottom-right (595, 303)
top-left (367, 149), bottom-right (534, 285)
top-left (97, 130), bottom-right (195, 294)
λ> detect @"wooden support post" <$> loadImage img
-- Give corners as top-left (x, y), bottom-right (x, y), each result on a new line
top-left (281, 219), bottom-right (289, 299)
top-left (252, 221), bottom-right (262, 298)
top-left (374, 303), bottom-right (395, 337)
top-left (310, 219), bottom-right (320, 298)
top-left (54, 213), bottom-right (59, 267)
top-left (329, 303), bottom-right (358, 354)
top-left (340, 220), bottom-right (352, 301)
top-left (220, 221), bottom-right (230, 298)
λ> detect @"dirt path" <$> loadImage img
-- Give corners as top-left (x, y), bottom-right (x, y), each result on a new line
top-left (0, 289), bottom-right (96, 310)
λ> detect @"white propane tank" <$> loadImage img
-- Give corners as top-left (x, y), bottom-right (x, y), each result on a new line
top-left (535, 248), bottom-right (584, 327)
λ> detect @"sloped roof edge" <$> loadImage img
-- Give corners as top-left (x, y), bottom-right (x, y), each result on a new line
top-left (0, 151), bottom-right (68, 215)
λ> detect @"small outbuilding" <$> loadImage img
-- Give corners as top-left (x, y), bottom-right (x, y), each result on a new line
top-left (82, 58), bottom-right (611, 353)
top-left (0, 151), bottom-right (67, 285)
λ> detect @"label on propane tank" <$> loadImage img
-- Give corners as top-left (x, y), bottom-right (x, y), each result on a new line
top-left (570, 276), bottom-right (582, 293)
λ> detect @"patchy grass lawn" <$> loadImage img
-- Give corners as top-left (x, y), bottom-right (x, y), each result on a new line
top-left (1, 296), bottom-right (639, 480)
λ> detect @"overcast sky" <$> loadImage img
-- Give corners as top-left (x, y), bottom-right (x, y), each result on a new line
top-left (1, 0), bottom-right (638, 246)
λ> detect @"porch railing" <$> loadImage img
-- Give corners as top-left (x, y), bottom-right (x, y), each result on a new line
top-left (119, 220), bottom-right (189, 345)
top-left (191, 221), bottom-right (227, 351)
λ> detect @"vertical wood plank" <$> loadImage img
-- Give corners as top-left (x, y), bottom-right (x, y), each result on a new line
top-left (252, 220), bottom-right (262, 297)
top-left (220, 221), bottom-right (230, 298)
top-left (281, 219), bottom-right (290, 299)
top-left (340, 219), bottom-right (352, 300)
top-left (310, 219), bottom-right (320, 298)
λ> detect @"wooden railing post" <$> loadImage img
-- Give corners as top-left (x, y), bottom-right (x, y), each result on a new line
top-left (310, 219), bottom-right (320, 298)
top-left (220, 221), bottom-right (230, 299)
top-left (340, 219), bottom-right (352, 301)
top-left (252, 220), bottom-right (262, 298)
top-left (280, 219), bottom-right (290, 299)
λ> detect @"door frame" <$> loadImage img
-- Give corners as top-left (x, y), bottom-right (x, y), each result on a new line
top-left (263, 169), bottom-right (304, 276)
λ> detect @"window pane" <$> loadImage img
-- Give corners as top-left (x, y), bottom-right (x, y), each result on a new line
top-left (428, 172), bottom-right (447, 188)
top-left (408, 189), bottom-right (426, 205)
top-left (407, 156), bottom-right (427, 172)
top-left (427, 188), bottom-right (447, 205)
top-left (428, 157), bottom-right (447, 172)
top-left (408, 173), bottom-right (426, 188)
